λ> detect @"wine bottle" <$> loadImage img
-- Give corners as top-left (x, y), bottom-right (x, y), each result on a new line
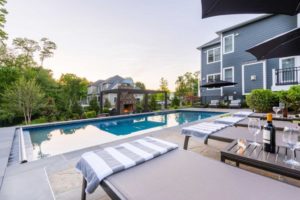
top-left (263, 113), bottom-right (276, 153)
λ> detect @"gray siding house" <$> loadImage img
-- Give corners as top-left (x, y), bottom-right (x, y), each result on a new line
top-left (82, 75), bottom-right (143, 107)
top-left (198, 15), bottom-right (300, 103)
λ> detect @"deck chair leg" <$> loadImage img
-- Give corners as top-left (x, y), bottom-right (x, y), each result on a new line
top-left (81, 177), bottom-right (87, 200)
top-left (183, 136), bottom-right (190, 150)
top-left (204, 137), bottom-right (209, 145)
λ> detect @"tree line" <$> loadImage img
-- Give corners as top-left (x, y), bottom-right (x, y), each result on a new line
top-left (0, 0), bottom-right (200, 126)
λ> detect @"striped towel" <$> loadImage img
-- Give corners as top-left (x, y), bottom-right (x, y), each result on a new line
top-left (76, 137), bottom-right (178, 193)
top-left (233, 111), bottom-right (253, 117)
top-left (214, 116), bottom-right (245, 125)
top-left (181, 122), bottom-right (228, 140)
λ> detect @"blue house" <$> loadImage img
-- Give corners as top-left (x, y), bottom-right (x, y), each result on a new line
top-left (198, 15), bottom-right (300, 104)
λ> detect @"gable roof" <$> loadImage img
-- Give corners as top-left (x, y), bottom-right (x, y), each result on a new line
top-left (197, 14), bottom-right (273, 50)
top-left (197, 37), bottom-right (220, 49)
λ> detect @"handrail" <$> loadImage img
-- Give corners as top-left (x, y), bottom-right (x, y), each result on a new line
top-left (275, 67), bottom-right (300, 86)
top-left (18, 128), bottom-right (28, 163)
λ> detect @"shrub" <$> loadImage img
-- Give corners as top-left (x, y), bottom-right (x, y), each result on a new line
top-left (246, 89), bottom-right (277, 112)
top-left (88, 96), bottom-right (100, 114)
top-left (104, 98), bottom-right (111, 109)
top-left (83, 111), bottom-right (97, 118)
top-left (103, 108), bottom-right (110, 113)
top-left (30, 117), bottom-right (48, 124)
top-left (287, 85), bottom-right (300, 112)
top-left (171, 95), bottom-right (180, 107)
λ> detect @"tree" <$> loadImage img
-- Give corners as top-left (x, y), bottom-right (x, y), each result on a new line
top-left (159, 77), bottom-right (170, 93)
top-left (149, 95), bottom-right (157, 111)
top-left (89, 96), bottom-right (100, 114)
top-left (104, 98), bottom-right (111, 109)
top-left (175, 75), bottom-right (187, 105)
top-left (0, 0), bottom-right (8, 40)
top-left (175, 72), bottom-right (199, 105)
top-left (135, 81), bottom-right (146, 90)
top-left (59, 73), bottom-right (88, 112)
top-left (0, 66), bottom-right (21, 101)
top-left (2, 78), bottom-right (44, 124)
top-left (39, 38), bottom-right (57, 67)
top-left (13, 38), bottom-right (40, 67)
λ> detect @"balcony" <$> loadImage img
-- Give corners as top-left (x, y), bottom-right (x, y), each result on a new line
top-left (272, 67), bottom-right (300, 91)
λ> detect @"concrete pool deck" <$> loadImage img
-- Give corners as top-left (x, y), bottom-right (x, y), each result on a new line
top-left (0, 108), bottom-right (299, 200)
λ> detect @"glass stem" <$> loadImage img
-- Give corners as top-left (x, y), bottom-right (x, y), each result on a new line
top-left (292, 148), bottom-right (295, 161)
top-left (254, 134), bottom-right (257, 144)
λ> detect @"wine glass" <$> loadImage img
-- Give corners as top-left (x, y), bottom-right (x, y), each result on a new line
top-left (248, 118), bottom-right (261, 146)
top-left (282, 127), bottom-right (300, 166)
top-left (272, 106), bottom-right (281, 118)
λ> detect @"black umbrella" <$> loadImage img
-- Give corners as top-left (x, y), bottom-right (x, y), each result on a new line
top-left (246, 28), bottom-right (300, 60)
top-left (201, 80), bottom-right (237, 88)
top-left (201, 0), bottom-right (300, 18)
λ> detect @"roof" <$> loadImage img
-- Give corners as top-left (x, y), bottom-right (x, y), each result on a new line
top-left (197, 14), bottom-right (273, 50)
top-left (197, 37), bottom-right (220, 49)
top-left (216, 14), bottom-right (272, 34)
top-left (90, 79), bottom-right (104, 87)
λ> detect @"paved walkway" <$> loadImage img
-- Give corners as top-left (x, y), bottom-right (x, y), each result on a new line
top-left (0, 127), bottom-right (15, 190)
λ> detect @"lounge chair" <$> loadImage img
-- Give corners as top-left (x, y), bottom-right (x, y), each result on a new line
top-left (235, 117), bottom-right (299, 131)
top-left (229, 99), bottom-right (241, 108)
top-left (214, 116), bottom-right (245, 125)
top-left (232, 111), bottom-right (253, 117)
top-left (183, 125), bottom-right (288, 149)
top-left (79, 144), bottom-right (300, 200)
top-left (181, 122), bottom-right (229, 143)
top-left (209, 100), bottom-right (220, 107)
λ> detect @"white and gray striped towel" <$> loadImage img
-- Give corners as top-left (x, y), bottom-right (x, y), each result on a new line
top-left (76, 137), bottom-right (178, 193)
top-left (214, 116), bottom-right (245, 125)
top-left (233, 111), bottom-right (253, 117)
top-left (181, 122), bottom-right (228, 140)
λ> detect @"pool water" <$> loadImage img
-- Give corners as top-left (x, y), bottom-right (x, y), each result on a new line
top-left (25, 111), bottom-right (223, 160)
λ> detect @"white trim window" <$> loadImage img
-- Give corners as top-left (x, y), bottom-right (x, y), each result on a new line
top-left (223, 34), bottom-right (234, 54)
top-left (207, 47), bottom-right (221, 64)
top-left (279, 56), bottom-right (298, 83)
top-left (223, 67), bottom-right (234, 87)
top-left (206, 73), bottom-right (221, 90)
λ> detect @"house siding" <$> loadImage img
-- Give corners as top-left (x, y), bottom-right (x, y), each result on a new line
top-left (200, 15), bottom-right (298, 103)
top-left (200, 44), bottom-right (221, 98)
top-left (243, 62), bottom-right (265, 94)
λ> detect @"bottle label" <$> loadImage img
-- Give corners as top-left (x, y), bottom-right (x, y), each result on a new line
top-left (263, 129), bottom-right (270, 144)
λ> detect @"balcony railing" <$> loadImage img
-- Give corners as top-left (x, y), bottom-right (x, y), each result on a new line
top-left (274, 67), bottom-right (300, 86)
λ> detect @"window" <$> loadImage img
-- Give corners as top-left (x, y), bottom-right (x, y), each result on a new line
top-left (281, 57), bottom-right (295, 69)
top-left (223, 34), bottom-right (234, 54)
top-left (280, 57), bottom-right (296, 83)
top-left (207, 47), bottom-right (220, 64)
top-left (223, 67), bottom-right (234, 82)
top-left (207, 74), bottom-right (221, 83)
top-left (206, 73), bottom-right (221, 90)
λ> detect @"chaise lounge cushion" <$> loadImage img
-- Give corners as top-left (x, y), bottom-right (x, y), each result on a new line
top-left (103, 150), bottom-right (300, 200)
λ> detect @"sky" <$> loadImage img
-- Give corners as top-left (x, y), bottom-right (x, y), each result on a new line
top-left (5, 0), bottom-right (260, 91)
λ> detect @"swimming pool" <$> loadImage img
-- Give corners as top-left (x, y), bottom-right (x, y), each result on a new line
top-left (23, 110), bottom-right (223, 160)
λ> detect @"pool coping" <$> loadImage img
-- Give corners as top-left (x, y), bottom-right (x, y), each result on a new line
top-left (21, 109), bottom-right (225, 130)
top-left (21, 109), bottom-right (227, 162)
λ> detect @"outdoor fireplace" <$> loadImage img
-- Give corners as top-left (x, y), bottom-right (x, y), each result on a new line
top-left (123, 104), bottom-right (134, 113)
top-left (119, 86), bottom-right (137, 114)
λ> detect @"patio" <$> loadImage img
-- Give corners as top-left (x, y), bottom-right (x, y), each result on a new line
top-left (0, 108), bottom-right (299, 200)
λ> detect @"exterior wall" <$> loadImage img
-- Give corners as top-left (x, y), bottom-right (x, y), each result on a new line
top-left (200, 14), bottom-right (298, 103)
top-left (200, 43), bottom-right (221, 99)
top-left (242, 62), bottom-right (266, 94)
top-left (222, 15), bottom-right (297, 96)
